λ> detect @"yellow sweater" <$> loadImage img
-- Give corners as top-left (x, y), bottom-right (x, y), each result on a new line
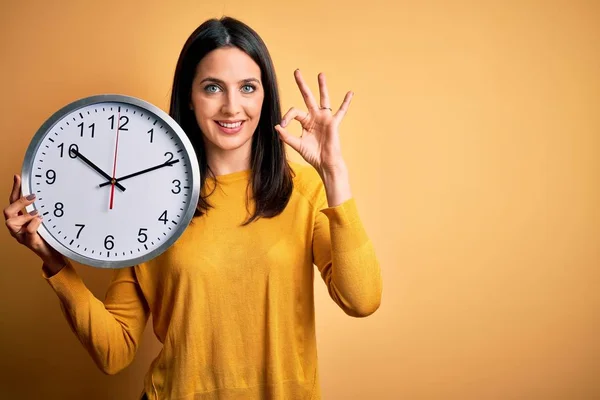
top-left (43, 162), bottom-right (382, 400)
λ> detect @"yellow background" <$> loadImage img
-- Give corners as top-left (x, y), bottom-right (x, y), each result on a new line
top-left (1, 0), bottom-right (599, 399)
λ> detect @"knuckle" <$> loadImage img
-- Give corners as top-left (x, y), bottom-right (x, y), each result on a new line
top-left (26, 222), bottom-right (37, 233)
top-left (5, 220), bottom-right (16, 233)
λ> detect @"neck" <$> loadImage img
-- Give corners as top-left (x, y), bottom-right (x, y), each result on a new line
top-left (204, 141), bottom-right (252, 177)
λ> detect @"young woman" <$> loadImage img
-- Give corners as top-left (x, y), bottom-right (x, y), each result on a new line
top-left (4, 16), bottom-right (382, 400)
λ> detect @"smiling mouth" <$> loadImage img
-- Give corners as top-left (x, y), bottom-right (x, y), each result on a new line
top-left (215, 121), bottom-right (244, 128)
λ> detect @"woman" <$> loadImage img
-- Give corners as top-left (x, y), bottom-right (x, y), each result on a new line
top-left (4, 16), bottom-right (382, 400)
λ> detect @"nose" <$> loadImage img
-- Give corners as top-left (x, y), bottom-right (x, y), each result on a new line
top-left (221, 90), bottom-right (242, 116)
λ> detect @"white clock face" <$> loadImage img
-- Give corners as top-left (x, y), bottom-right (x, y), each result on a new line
top-left (22, 95), bottom-right (200, 268)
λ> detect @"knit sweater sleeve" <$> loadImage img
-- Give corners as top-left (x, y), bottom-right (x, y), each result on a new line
top-left (311, 181), bottom-right (383, 317)
top-left (41, 259), bottom-right (150, 374)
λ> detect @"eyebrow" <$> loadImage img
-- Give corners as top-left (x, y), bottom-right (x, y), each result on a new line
top-left (199, 77), bottom-right (261, 86)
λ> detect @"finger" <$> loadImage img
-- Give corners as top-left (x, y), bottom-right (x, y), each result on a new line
top-left (10, 174), bottom-right (20, 204)
top-left (25, 214), bottom-right (43, 235)
top-left (10, 174), bottom-right (25, 217)
top-left (281, 107), bottom-right (309, 128)
top-left (275, 124), bottom-right (302, 154)
top-left (6, 210), bottom-right (40, 235)
top-left (294, 69), bottom-right (319, 111)
top-left (4, 192), bottom-right (36, 220)
top-left (318, 72), bottom-right (331, 109)
top-left (334, 91), bottom-right (354, 121)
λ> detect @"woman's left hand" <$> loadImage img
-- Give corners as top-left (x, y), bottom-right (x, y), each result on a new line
top-left (275, 70), bottom-right (353, 176)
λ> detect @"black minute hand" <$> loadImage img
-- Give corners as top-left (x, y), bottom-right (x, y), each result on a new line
top-left (71, 149), bottom-right (126, 191)
top-left (98, 159), bottom-right (180, 188)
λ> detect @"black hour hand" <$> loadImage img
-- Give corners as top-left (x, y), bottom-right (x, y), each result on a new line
top-left (70, 149), bottom-right (126, 192)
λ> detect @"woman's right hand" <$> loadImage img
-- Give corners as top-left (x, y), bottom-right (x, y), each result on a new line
top-left (4, 174), bottom-right (66, 273)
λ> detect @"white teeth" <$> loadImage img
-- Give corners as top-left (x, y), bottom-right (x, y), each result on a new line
top-left (217, 121), bottom-right (243, 128)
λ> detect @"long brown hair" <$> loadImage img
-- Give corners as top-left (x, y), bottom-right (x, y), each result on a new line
top-left (169, 16), bottom-right (294, 225)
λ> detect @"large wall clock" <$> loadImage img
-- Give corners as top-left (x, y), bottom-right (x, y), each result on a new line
top-left (21, 94), bottom-right (200, 268)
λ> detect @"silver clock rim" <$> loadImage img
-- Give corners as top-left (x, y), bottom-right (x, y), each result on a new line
top-left (21, 94), bottom-right (201, 269)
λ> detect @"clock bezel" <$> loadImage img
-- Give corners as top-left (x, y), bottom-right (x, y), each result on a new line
top-left (21, 94), bottom-right (201, 269)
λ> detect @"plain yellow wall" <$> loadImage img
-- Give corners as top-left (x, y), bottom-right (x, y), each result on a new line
top-left (1, 0), bottom-right (599, 399)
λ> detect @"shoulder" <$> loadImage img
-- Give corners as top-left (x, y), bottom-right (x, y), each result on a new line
top-left (289, 161), bottom-right (325, 208)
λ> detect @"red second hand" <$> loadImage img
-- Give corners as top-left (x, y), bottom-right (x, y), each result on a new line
top-left (109, 111), bottom-right (121, 210)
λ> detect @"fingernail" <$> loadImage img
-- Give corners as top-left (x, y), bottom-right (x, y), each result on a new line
top-left (295, 68), bottom-right (299, 72)
top-left (29, 210), bottom-right (38, 216)
top-left (26, 194), bottom-right (36, 201)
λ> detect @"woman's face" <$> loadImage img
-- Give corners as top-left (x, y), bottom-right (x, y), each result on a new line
top-left (190, 47), bottom-right (264, 158)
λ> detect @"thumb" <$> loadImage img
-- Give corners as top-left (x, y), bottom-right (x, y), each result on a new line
top-left (275, 124), bottom-right (302, 153)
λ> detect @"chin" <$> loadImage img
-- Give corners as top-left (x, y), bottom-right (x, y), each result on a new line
top-left (207, 133), bottom-right (254, 152)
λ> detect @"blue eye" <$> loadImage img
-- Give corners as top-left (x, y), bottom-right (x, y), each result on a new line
top-left (204, 84), bottom-right (221, 93)
top-left (241, 84), bottom-right (256, 93)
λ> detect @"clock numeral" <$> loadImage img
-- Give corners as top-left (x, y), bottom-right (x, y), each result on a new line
top-left (172, 179), bottom-right (181, 194)
top-left (75, 224), bottom-right (85, 239)
top-left (46, 169), bottom-right (56, 185)
top-left (120, 116), bottom-right (129, 130)
top-left (108, 115), bottom-right (129, 131)
top-left (138, 228), bottom-right (148, 243)
top-left (148, 128), bottom-right (154, 143)
top-left (68, 144), bottom-right (79, 158)
top-left (104, 235), bottom-right (115, 250)
top-left (78, 122), bottom-right (95, 138)
top-left (54, 202), bottom-right (64, 218)
top-left (58, 143), bottom-right (78, 158)
top-left (165, 152), bottom-right (174, 163)
top-left (158, 210), bottom-right (168, 225)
